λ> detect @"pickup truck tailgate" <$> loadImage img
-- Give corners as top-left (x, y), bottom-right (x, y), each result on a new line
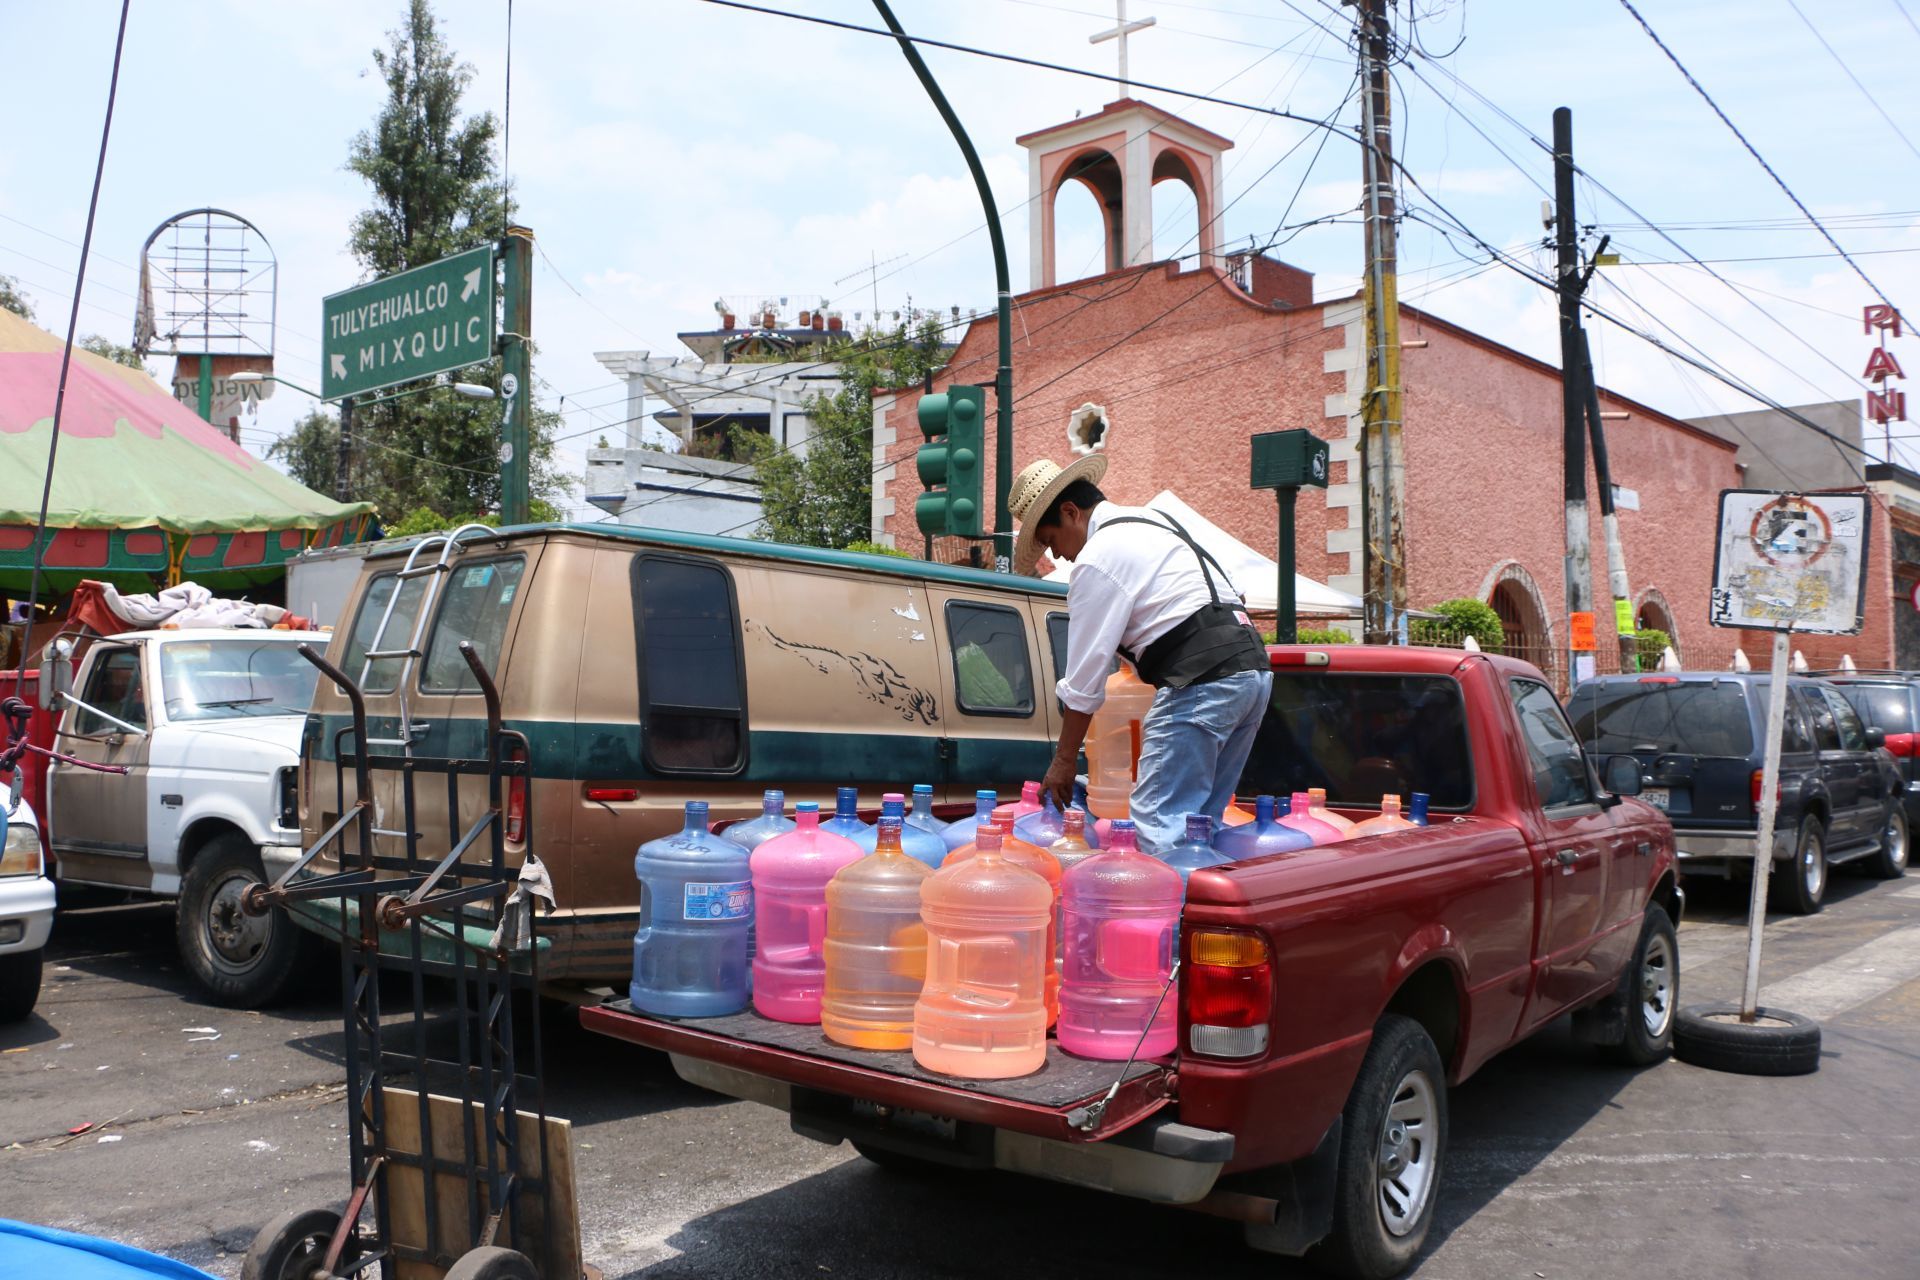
top-left (581, 1000), bottom-right (1175, 1144)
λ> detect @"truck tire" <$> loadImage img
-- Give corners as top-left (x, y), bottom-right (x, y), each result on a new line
top-left (0, 949), bottom-right (42, 1023)
top-left (1769, 817), bottom-right (1826, 916)
top-left (1673, 1002), bottom-right (1821, 1076)
top-left (177, 834), bottom-right (313, 1009)
top-left (1599, 905), bottom-right (1678, 1067)
top-left (1308, 1013), bottom-right (1447, 1280)
top-left (1867, 807), bottom-right (1909, 880)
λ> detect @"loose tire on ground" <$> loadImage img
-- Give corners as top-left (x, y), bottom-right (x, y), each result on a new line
top-left (1307, 1013), bottom-right (1447, 1280)
top-left (1600, 905), bottom-right (1679, 1067)
top-left (1868, 806), bottom-right (1909, 880)
top-left (1769, 818), bottom-right (1826, 916)
top-left (0, 948), bottom-right (42, 1023)
top-left (444, 1246), bottom-right (539, 1279)
top-left (1673, 1002), bottom-right (1821, 1076)
top-left (176, 833), bottom-right (314, 1009)
top-left (242, 1207), bottom-right (341, 1280)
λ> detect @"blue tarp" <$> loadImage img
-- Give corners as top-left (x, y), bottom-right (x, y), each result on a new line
top-left (0, 1219), bottom-right (218, 1279)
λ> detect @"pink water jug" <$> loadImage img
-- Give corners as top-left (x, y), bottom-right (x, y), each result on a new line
top-left (1305, 788), bottom-right (1356, 838)
top-left (1057, 819), bottom-right (1184, 1061)
top-left (1279, 792), bottom-right (1342, 845)
top-left (913, 826), bottom-right (1052, 1079)
top-left (1011, 780), bottom-right (1045, 819)
top-left (1349, 794), bottom-right (1421, 838)
top-left (750, 802), bottom-right (865, 1022)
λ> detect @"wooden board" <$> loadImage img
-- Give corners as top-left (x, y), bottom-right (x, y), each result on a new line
top-left (375, 1085), bottom-right (582, 1280)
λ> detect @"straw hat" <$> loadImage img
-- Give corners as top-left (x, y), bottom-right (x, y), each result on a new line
top-left (1009, 454), bottom-right (1109, 576)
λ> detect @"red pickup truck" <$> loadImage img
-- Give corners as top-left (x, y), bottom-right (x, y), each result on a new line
top-left (582, 646), bottom-right (1681, 1279)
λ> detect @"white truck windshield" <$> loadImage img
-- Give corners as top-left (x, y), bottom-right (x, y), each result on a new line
top-left (159, 639), bottom-right (319, 721)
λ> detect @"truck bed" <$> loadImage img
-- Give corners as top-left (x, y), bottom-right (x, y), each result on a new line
top-left (581, 999), bottom-right (1174, 1144)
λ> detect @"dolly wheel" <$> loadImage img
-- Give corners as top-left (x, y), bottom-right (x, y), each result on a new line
top-left (242, 1208), bottom-right (341, 1280)
top-left (446, 1246), bottom-right (540, 1279)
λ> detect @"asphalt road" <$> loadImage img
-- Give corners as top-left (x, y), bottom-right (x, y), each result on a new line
top-left (5, 870), bottom-right (1920, 1279)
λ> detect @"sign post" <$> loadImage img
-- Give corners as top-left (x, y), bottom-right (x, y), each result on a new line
top-left (321, 243), bottom-right (497, 403)
top-left (1709, 489), bottom-right (1871, 1025)
top-left (1250, 429), bottom-right (1330, 644)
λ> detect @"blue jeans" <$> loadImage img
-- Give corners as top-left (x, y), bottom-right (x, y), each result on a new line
top-left (1130, 669), bottom-right (1273, 855)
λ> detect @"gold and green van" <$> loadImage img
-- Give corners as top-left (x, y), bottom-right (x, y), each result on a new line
top-left (293, 523), bottom-right (1070, 985)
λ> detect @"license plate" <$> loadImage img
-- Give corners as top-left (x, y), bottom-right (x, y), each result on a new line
top-left (1642, 787), bottom-right (1670, 811)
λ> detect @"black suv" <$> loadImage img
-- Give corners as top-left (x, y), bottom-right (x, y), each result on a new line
top-left (1567, 672), bottom-right (1906, 913)
top-left (1820, 670), bottom-right (1920, 838)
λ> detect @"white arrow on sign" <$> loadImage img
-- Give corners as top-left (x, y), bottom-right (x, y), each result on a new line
top-left (330, 353), bottom-right (347, 380)
top-left (462, 267), bottom-right (482, 302)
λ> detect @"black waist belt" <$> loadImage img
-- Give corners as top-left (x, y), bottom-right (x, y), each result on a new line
top-left (1125, 603), bottom-right (1269, 690)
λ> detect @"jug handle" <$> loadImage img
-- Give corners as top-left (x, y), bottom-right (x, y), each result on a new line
top-left (633, 881), bottom-right (654, 950)
top-left (806, 901), bottom-right (829, 958)
top-left (1098, 917), bottom-right (1175, 982)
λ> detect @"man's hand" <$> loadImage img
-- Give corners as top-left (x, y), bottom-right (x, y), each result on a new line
top-left (1046, 706), bottom-right (1096, 812)
top-left (1042, 754), bottom-right (1077, 812)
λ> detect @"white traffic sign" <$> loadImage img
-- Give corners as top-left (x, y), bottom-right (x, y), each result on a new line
top-left (1709, 490), bottom-right (1871, 635)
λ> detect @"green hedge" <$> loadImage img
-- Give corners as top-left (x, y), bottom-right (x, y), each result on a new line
top-left (1409, 598), bottom-right (1504, 652)
top-left (1263, 626), bottom-right (1355, 644)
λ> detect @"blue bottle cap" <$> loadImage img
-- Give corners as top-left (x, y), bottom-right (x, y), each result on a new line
top-left (881, 796), bottom-right (906, 817)
top-left (1257, 795), bottom-right (1277, 820)
top-left (913, 783), bottom-right (934, 796)
top-left (1185, 814), bottom-right (1212, 841)
top-left (796, 801), bottom-right (820, 814)
top-left (975, 788), bottom-right (996, 802)
top-left (1111, 818), bottom-right (1135, 833)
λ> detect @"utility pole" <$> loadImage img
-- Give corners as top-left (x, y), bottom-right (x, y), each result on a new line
top-left (1354, 0), bottom-right (1406, 643)
top-left (499, 226), bottom-right (534, 525)
top-left (1554, 106), bottom-right (1594, 686)
top-left (1580, 325), bottom-right (1639, 674)
top-left (334, 395), bottom-right (355, 503)
top-left (875, 1), bottom-right (1015, 569)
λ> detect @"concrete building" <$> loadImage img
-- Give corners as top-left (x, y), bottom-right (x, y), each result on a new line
top-left (584, 447), bottom-right (765, 537)
top-left (1686, 400), bottom-right (1864, 494)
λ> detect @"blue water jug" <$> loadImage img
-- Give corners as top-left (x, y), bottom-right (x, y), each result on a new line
top-left (630, 800), bottom-right (752, 1017)
top-left (1409, 792), bottom-right (1431, 826)
top-left (905, 783), bottom-right (949, 839)
top-left (1162, 814), bottom-right (1232, 885)
top-left (1212, 795), bottom-right (1314, 860)
top-left (853, 792), bottom-right (947, 869)
top-left (1014, 787), bottom-right (1101, 850)
top-left (724, 789), bottom-right (798, 852)
top-left (820, 786), bottom-right (873, 842)
top-left (940, 789), bottom-right (999, 854)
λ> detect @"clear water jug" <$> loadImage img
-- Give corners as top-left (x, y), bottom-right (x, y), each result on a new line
top-left (940, 789), bottom-right (998, 854)
top-left (820, 786), bottom-right (873, 842)
top-left (1014, 786), bottom-right (1078, 849)
top-left (1280, 791), bottom-right (1342, 845)
top-left (1212, 795), bottom-right (1314, 859)
top-left (1048, 808), bottom-right (1100, 873)
top-left (722, 789), bottom-right (797, 852)
top-left (822, 816), bottom-right (931, 1050)
top-left (1162, 814), bottom-right (1232, 886)
top-left (630, 801), bottom-right (752, 1017)
top-left (852, 792), bottom-right (947, 869)
top-left (1086, 663), bottom-right (1155, 820)
top-left (912, 826), bottom-right (1053, 1079)
top-left (1349, 794), bottom-right (1420, 838)
top-left (947, 809), bottom-right (1063, 1025)
top-left (1305, 788), bottom-right (1356, 838)
top-left (1057, 819), bottom-right (1184, 1060)
top-left (750, 802), bottom-right (865, 1022)
top-left (906, 783), bottom-right (949, 839)
top-left (1409, 793), bottom-right (1431, 826)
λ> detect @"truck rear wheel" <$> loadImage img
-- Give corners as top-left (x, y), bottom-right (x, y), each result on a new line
top-left (1309, 1013), bottom-right (1447, 1280)
top-left (177, 834), bottom-right (313, 1009)
top-left (0, 949), bottom-right (43, 1023)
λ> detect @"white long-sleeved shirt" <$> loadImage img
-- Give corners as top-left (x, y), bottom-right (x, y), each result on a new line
top-left (1053, 502), bottom-right (1243, 714)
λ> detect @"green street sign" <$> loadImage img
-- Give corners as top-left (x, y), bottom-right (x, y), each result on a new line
top-left (321, 244), bottom-right (496, 401)
top-left (1250, 428), bottom-right (1330, 491)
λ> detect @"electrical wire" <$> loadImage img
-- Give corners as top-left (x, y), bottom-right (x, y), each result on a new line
top-left (1786, 0), bottom-right (1920, 165)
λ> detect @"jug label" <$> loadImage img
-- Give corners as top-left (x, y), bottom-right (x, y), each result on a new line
top-left (683, 880), bottom-right (752, 921)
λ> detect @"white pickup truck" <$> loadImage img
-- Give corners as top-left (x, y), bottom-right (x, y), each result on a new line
top-left (39, 629), bottom-right (325, 1007)
top-left (0, 795), bottom-right (54, 1023)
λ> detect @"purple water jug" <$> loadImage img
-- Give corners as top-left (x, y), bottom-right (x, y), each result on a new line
top-left (906, 783), bottom-right (949, 839)
top-left (1211, 795), bottom-right (1314, 860)
top-left (940, 789), bottom-right (998, 854)
top-left (1057, 819), bottom-right (1184, 1060)
top-left (852, 792), bottom-right (947, 869)
top-left (1161, 814), bottom-right (1232, 885)
top-left (750, 802), bottom-right (865, 1022)
top-left (723, 789), bottom-right (797, 852)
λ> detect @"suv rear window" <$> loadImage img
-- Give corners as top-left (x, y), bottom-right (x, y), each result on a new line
top-left (1566, 680), bottom-right (1755, 758)
top-left (1833, 682), bottom-right (1913, 734)
top-left (1239, 674), bottom-right (1473, 810)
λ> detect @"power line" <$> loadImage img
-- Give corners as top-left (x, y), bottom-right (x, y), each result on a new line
top-left (1787, 0), bottom-right (1920, 164)
top-left (1615, 0), bottom-right (1903, 317)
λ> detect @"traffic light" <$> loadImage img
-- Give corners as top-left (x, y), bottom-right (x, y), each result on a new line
top-left (914, 384), bottom-right (985, 538)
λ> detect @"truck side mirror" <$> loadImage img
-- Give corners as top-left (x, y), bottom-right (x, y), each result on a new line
top-left (36, 638), bottom-right (74, 707)
top-left (1865, 726), bottom-right (1887, 749)
top-left (1603, 755), bottom-right (1642, 797)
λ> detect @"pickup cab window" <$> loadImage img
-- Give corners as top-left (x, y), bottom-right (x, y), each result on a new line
top-left (1241, 673), bottom-right (1474, 809)
top-left (160, 640), bottom-right (320, 721)
top-left (1510, 678), bottom-right (1594, 809)
top-left (73, 649), bottom-right (145, 735)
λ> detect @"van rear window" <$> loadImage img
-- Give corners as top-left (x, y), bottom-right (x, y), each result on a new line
top-left (421, 557), bottom-right (525, 692)
top-left (1566, 680), bottom-right (1754, 758)
top-left (633, 555), bottom-right (746, 773)
top-left (341, 572), bottom-right (427, 694)
top-left (1834, 682), bottom-right (1913, 734)
top-left (1238, 674), bottom-right (1474, 810)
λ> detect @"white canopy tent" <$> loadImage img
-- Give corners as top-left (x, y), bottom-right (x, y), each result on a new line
top-left (1042, 489), bottom-right (1365, 617)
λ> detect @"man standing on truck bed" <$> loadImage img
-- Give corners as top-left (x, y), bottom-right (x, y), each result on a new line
top-left (1013, 456), bottom-right (1273, 853)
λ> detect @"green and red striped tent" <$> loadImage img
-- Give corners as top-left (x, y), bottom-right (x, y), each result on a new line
top-left (0, 307), bottom-right (373, 592)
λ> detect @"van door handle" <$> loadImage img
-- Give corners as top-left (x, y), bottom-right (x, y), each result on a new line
top-left (408, 721), bottom-right (433, 737)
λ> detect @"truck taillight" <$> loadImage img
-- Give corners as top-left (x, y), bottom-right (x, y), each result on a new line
top-left (1750, 770), bottom-right (1782, 808)
top-left (505, 743), bottom-right (528, 844)
top-left (1886, 732), bottom-right (1915, 758)
top-left (1184, 929), bottom-right (1272, 1059)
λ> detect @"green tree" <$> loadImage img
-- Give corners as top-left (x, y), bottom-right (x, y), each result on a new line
top-left (341, 0), bottom-right (559, 524)
top-left (754, 320), bottom-right (948, 548)
top-left (1410, 598), bottom-right (1505, 652)
top-left (78, 334), bottom-right (146, 371)
top-left (266, 409), bottom-right (345, 494)
top-left (0, 274), bottom-right (32, 321)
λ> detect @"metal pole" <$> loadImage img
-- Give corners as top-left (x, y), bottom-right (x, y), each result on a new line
top-left (500, 226), bottom-right (534, 525)
top-left (1742, 628), bottom-right (1791, 1021)
top-left (1579, 328), bottom-right (1638, 674)
top-left (334, 395), bottom-right (355, 503)
top-left (196, 356), bottom-right (212, 424)
top-left (1276, 487), bottom-right (1298, 644)
top-left (873, 1), bottom-right (1014, 570)
top-left (1357, 0), bottom-right (1405, 641)
top-left (1554, 106), bottom-right (1593, 687)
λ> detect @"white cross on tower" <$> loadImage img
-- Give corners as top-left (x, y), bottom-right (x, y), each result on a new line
top-left (1089, 0), bottom-right (1156, 97)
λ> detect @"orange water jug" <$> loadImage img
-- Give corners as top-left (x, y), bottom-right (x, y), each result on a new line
top-left (1221, 801), bottom-right (1255, 827)
top-left (1349, 793), bottom-right (1420, 838)
top-left (1086, 662), bottom-right (1156, 820)
top-left (947, 809), bottom-right (1062, 1025)
top-left (822, 815), bottom-right (931, 1050)
top-left (1305, 788), bottom-right (1356, 838)
top-left (912, 826), bottom-right (1053, 1079)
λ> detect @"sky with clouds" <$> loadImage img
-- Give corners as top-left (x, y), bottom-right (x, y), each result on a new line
top-left (5, 0), bottom-right (1919, 514)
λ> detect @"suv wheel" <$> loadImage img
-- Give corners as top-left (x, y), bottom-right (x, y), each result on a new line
top-left (0, 949), bottom-right (42, 1023)
top-left (1769, 817), bottom-right (1826, 916)
top-left (177, 835), bottom-right (314, 1008)
top-left (1868, 807), bottom-right (1909, 880)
